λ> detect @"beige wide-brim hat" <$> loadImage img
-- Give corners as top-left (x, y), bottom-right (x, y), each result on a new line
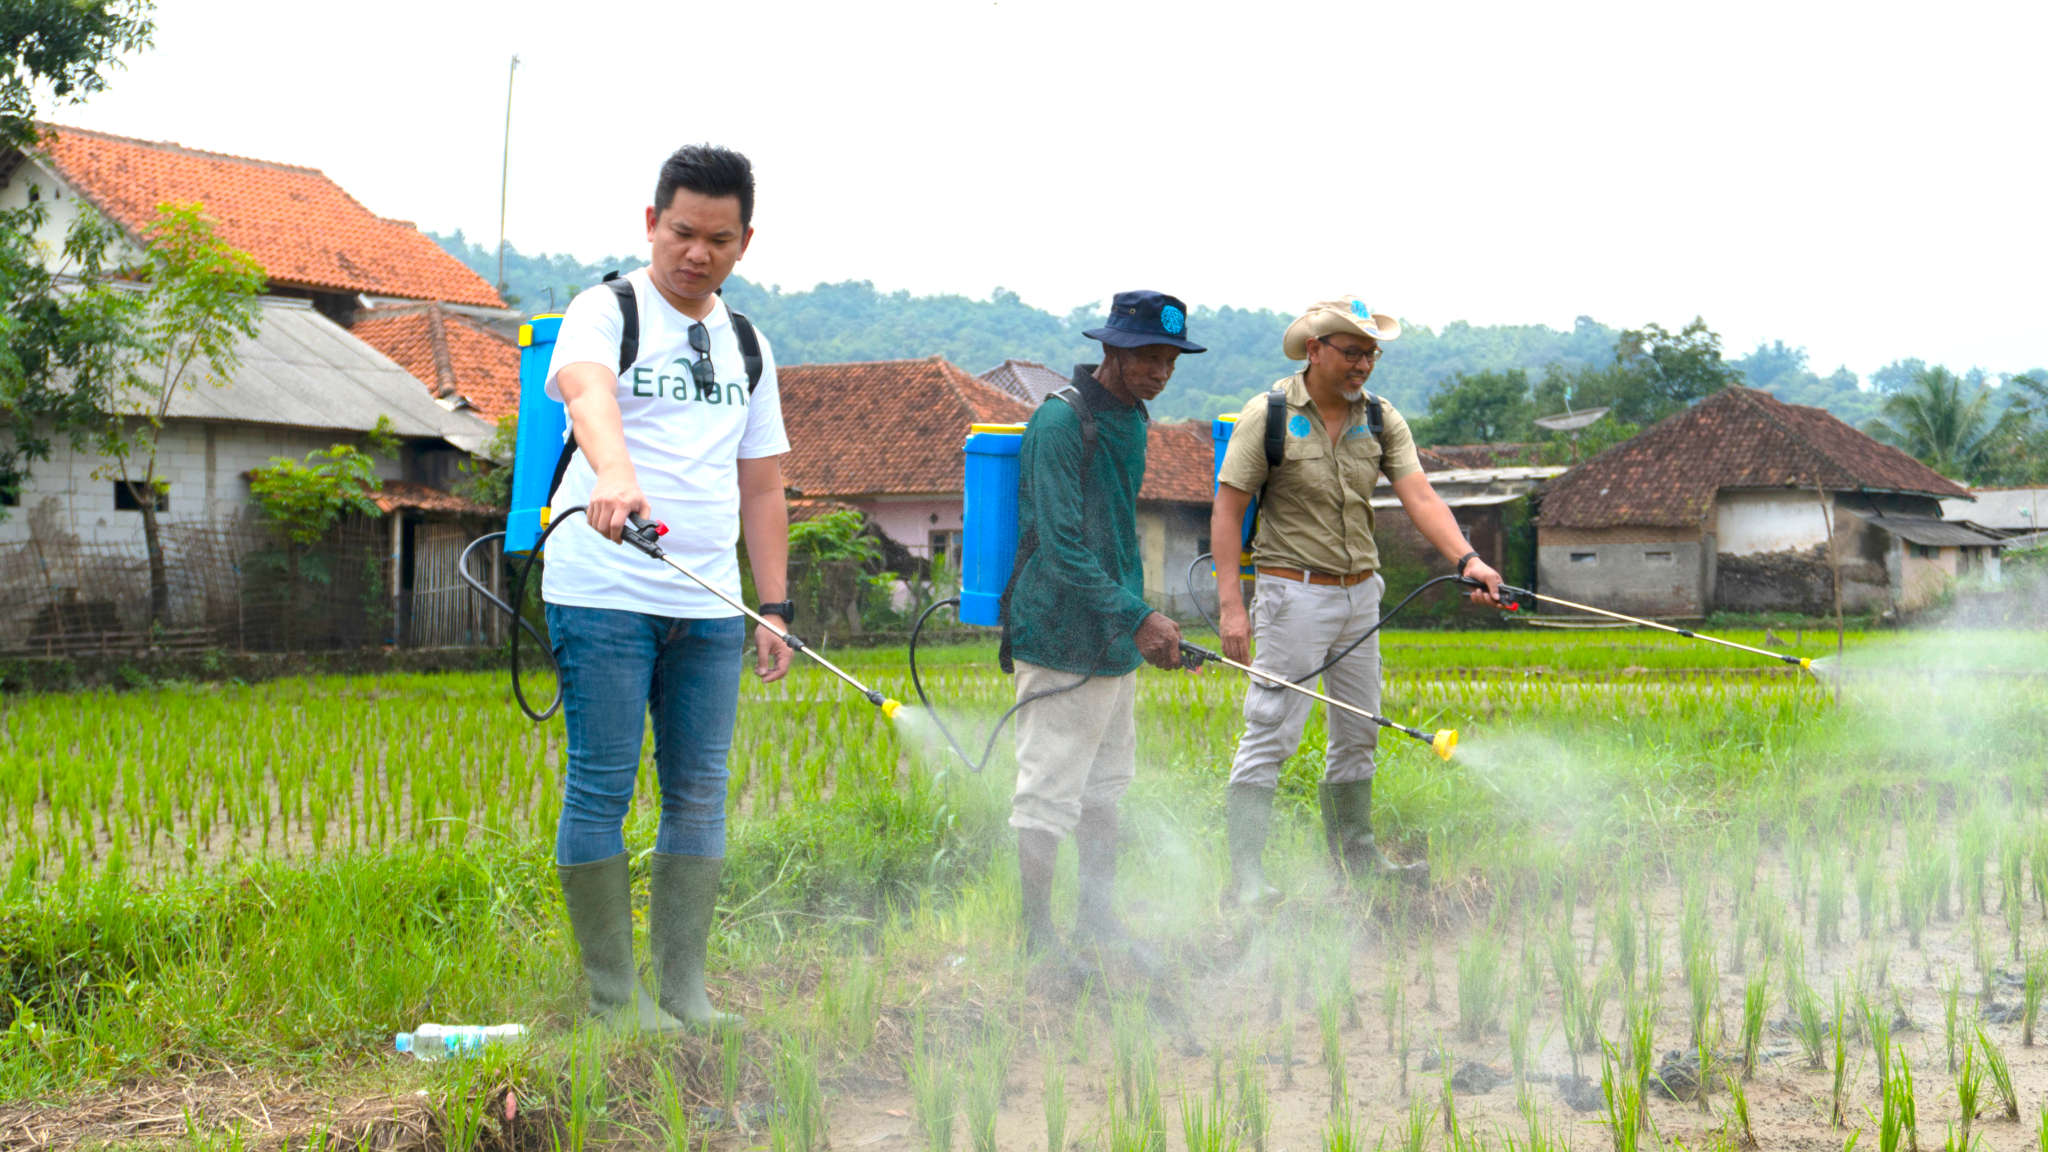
top-left (1282, 297), bottom-right (1402, 360)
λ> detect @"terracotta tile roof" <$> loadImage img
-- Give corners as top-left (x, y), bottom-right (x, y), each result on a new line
top-left (352, 303), bottom-right (521, 421)
top-left (1537, 386), bottom-right (1971, 529)
top-left (780, 358), bottom-right (1034, 496)
top-left (1141, 421), bottom-right (1217, 505)
top-left (980, 359), bottom-right (1073, 406)
top-left (370, 480), bottom-right (502, 518)
top-left (33, 124), bottom-right (504, 308)
top-left (788, 498), bottom-right (862, 522)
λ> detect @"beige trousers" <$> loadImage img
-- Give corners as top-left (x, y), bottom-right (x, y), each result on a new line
top-left (1227, 572), bottom-right (1385, 789)
top-left (1007, 660), bottom-right (1138, 837)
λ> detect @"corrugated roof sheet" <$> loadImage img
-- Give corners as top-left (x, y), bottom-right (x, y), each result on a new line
top-left (980, 359), bottom-right (1073, 406)
top-left (156, 297), bottom-right (497, 447)
top-left (1863, 515), bottom-right (2006, 547)
top-left (35, 124), bottom-right (504, 308)
top-left (1940, 487), bottom-right (2046, 532)
top-left (1537, 386), bottom-right (1971, 529)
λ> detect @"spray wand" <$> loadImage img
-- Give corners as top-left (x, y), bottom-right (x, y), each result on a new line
top-left (1472, 580), bottom-right (1813, 670)
top-left (1174, 639), bottom-right (1459, 761)
top-left (619, 514), bottom-right (903, 717)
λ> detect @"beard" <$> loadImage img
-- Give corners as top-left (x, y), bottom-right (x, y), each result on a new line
top-left (1341, 387), bottom-right (1365, 402)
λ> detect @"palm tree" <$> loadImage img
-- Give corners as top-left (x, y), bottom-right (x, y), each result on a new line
top-left (1862, 366), bottom-right (2028, 483)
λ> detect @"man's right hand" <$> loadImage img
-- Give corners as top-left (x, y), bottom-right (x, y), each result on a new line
top-left (1219, 601), bottom-right (1251, 664)
top-left (1135, 611), bottom-right (1184, 670)
top-left (586, 466), bottom-right (652, 544)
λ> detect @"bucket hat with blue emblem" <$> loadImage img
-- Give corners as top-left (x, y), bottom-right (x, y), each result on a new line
top-left (1083, 290), bottom-right (1208, 353)
top-left (1282, 296), bottom-right (1401, 360)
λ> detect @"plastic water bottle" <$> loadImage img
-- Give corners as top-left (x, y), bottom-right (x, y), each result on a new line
top-left (394, 1023), bottom-right (527, 1060)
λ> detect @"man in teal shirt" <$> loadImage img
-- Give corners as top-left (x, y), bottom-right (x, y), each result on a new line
top-left (1002, 290), bottom-right (1204, 971)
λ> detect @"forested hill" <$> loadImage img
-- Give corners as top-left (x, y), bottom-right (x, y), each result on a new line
top-left (432, 230), bottom-right (1879, 426)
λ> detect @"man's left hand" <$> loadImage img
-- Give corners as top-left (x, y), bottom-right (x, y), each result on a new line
top-left (1463, 558), bottom-right (1505, 607)
top-left (755, 619), bottom-right (795, 682)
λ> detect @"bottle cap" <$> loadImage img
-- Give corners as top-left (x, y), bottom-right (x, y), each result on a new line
top-left (395, 1033), bottom-right (413, 1052)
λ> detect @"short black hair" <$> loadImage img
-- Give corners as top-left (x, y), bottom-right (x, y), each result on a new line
top-left (654, 144), bottom-right (755, 229)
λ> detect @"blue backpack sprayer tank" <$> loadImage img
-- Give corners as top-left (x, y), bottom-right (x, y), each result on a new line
top-left (457, 313), bottom-right (903, 723)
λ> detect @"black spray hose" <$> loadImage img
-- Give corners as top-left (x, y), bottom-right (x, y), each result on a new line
top-left (456, 506), bottom-right (597, 722)
top-left (1183, 553), bottom-right (1500, 687)
top-left (906, 595), bottom-right (1107, 774)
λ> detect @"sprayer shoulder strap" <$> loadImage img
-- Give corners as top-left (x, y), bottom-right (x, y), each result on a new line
top-left (546, 276), bottom-right (767, 505)
top-left (997, 386), bottom-right (1099, 674)
top-left (1248, 385), bottom-right (1382, 548)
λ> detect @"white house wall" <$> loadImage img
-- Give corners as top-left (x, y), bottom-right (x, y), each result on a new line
top-left (0, 156), bottom-right (138, 268)
top-left (3, 419), bottom-right (405, 550)
top-left (1716, 489), bottom-right (1833, 555)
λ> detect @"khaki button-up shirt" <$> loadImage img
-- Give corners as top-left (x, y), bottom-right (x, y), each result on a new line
top-left (1216, 373), bottom-right (1423, 577)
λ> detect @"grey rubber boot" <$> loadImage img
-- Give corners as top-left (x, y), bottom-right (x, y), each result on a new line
top-left (1018, 828), bottom-right (1063, 957)
top-left (1320, 778), bottom-right (1428, 882)
top-left (648, 852), bottom-right (742, 1031)
top-left (1225, 783), bottom-right (1283, 907)
top-left (557, 852), bottom-right (685, 1032)
top-left (1071, 804), bottom-right (1164, 975)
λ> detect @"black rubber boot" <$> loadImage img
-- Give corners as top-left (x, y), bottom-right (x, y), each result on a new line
top-left (648, 852), bottom-right (742, 1032)
top-left (557, 852), bottom-right (685, 1032)
top-left (1071, 804), bottom-right (1164, 975)
top-left (1225, 783), bottom-right (1283, 907)
top-left (1321, 778), bottom-right (1427, 882)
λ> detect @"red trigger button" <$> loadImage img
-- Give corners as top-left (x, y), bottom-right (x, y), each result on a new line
top-left (655, 521), bottom-right (669, 537)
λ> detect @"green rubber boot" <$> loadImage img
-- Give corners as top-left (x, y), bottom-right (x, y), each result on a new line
top-left (558, 852), bottom-right (685, 1032)
top-left (648, 852), bottom-right (743, 1031)
top-left (1225, 783), bottom-right (1283, 907)
top-left (1320, 778), bottom-right (1427, 882)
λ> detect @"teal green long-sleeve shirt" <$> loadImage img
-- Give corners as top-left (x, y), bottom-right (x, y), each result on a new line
top-left (1006, 367), bottom-right (1155, 677)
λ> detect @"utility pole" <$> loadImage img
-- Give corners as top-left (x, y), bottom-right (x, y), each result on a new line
top-left (497, 54), bottom-right (520, 299)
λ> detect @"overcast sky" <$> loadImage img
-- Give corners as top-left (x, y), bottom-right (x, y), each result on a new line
top-left (41, 0), bottom-right (2048, 379)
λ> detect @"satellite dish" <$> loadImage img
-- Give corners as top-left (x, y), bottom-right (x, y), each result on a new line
top-left (1534, 406), bottom-right (1611, 432)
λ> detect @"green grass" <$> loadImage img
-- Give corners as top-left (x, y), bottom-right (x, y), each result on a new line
top-left (1, 625), bottom-right (2045, 1148)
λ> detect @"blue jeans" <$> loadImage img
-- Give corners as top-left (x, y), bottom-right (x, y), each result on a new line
top-left (546, 603), bottom-right (745, 865)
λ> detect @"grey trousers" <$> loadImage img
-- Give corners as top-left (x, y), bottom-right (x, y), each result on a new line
top-left (1008, 660), bottom-right (1138, 837)
top-left (1227, 572), bottom-right (1385, 789)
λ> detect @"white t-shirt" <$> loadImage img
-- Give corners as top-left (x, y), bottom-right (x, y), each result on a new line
top-left (541, 268), bottom-right (789, 617)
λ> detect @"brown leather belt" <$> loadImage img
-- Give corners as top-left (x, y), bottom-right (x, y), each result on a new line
top-left (1255, 565), bottom-right (1375, 587)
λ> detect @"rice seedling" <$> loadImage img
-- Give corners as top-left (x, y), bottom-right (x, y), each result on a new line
top-left (1457, 929), bottom-right (1503, 1041)
top-left (1382, 964), bottom-right (1402, 1056)
top-left (1181, 1086), bottom-right (1236, 1152)
top-left (1395, 1093), bottom-right (1434, 1152)
top-left (908, 1016), bottom-right (956, 1152)
top-left (2022, 947), bottom-right (2045, 1046)
top-left (1830, 985), bottom-right (1851, 1128)
top-left (1876, 1046), bottom-right (1916, 1152)
top-left (1321, 1099), bottom-right (1366, 1152)
top-left (1319, 992), bottom-right (1347, 1114)
top-left (1856, 845), bottom-right (1881, 940)
top-left (1599, 1037), bottom-right (1646, 1152)
top-left (1740, 964), bottom-right (1769, 1079)
top-left (1942, 970), bottom-right (1962, 1074)
top-left (1793, 978), bottom-right (1829, 1070)
top-left (1818, 851), bottom-right (1846, 948)
top-left (771, 1033), bottom-right (826, 1152)
top-left (566, 1031), bottom-right (607, 1152)
top-left (1042, 1051), bottom-right (1066, 1152)
top-left (1438, 1039), bottom-right (1458, 1138)
top-left (1974, 1027), bottom-right (2018, 1121)
top-left (721, 1022), bottom-right (745, 1126)
top-left (1686, 946), bottom-right (1718, 1114)
top-left (1723, 1071), bottom-right (1757, 1148)
top-left (962, 1027), bottom-right (1006, 1152)
top-left (1953, 1035), bottom-right (1980, 1150)
top-left (1233, 1043), bottom-right (1269, 1152)
top-left (1508, 988), bottom-right (1535, 1090)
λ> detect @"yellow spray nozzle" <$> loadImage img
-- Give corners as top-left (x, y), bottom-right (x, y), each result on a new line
top-left (879, 698), bottom-right (903, 720)
top-left (1799, 657), bottom-right (1812, 670)
top-left (1432, 729), bottom-right (1458, 761)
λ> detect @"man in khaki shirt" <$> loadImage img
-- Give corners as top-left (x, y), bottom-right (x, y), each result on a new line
top-left (1211, 297), bottom-right (1502, 903)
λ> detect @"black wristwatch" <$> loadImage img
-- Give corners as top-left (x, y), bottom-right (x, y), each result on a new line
top-left (757, 600), bottom-right (796, 625)
top-left (1456, 551), bottom-right (1480, 577)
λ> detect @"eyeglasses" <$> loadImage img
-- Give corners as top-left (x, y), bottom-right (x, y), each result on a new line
top-left (1317, 337), bottom-right (1382, 364)
top-left (685, 322), bottom-right (716, 390)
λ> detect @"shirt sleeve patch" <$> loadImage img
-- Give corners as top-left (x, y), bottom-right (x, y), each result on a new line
top-left (1287, 413), bottom-right (1312, 438)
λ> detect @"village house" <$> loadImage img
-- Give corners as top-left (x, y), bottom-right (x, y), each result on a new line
top-left (777, 357), bottom-right (1219, 615)
top-left (1533, 386), bottom-right (2001, 617)
top-left (0, 125), bottom-right (512, 648)
top-left (1941, 487), bottom-right (2048, 540)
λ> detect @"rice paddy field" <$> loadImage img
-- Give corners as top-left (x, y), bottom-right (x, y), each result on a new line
top-left (4, 623), bottom-right (2048, 1152)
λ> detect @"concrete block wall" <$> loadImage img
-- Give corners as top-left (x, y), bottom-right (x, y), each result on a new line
top-left (1536, 525), bottom-right (1706, 616)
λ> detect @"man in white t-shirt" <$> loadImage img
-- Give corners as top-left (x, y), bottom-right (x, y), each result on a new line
top-left (543, 144), bottom-right (792, 1033)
